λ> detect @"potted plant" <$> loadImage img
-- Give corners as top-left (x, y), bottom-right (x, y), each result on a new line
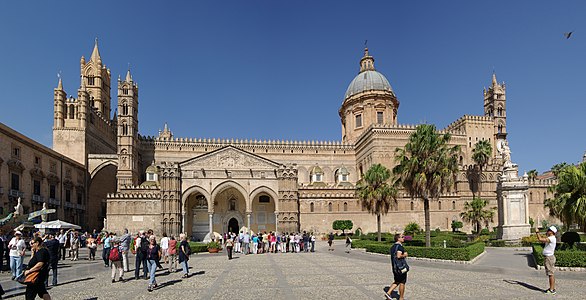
top-left (207, 241), bottom-right (222, 253)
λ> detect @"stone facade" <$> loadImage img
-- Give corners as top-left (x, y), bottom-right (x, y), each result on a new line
top-left (0, 122), bottom-right (87, 227)
top-left (44, 41), bottom-right (560, 237)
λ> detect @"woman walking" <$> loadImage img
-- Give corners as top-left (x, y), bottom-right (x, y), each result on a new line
top-left (225, 235), bottom-right (234, 260)
top-left (70, 232), bottom-right (80, 261)
top-left (178, 234), bottom-right (190, 278)
top-left (86, 235), bottom-right (97, 260)
top-left (24, 236), bottom-right (51, 300)
top-left (146, 236), bottom-right (161, 292)
top-left (167, 236), bottom-right (177, 272)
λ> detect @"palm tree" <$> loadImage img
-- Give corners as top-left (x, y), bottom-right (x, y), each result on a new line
top-left (356, 164), bottom-right (397, 242)
top-left (460, 197), bottom-right (496, 235)
top-left (527, 169), bottom-right (538, 182)
top-left (472, 140), bottom-right (492, 197)
top-left (393, 124), bottom-right (460, 247)
top-left (545, 162), bottom-right (586, 231)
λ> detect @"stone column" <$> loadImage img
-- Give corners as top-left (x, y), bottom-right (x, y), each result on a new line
top-left (274, 212), bottom-right (279, 233)
top-left (181, 212), bottom-right (186, 234)
top-left (246, 212), bottom-right (251, 230)
top-left (208, 213), bottom-right (214, 237)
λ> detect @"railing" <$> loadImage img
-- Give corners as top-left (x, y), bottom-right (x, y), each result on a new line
top-left (64, 202), bottom-right (75, 209)
top-left (9, 189), bottom-right (24, 198)
top-left (32, 194), bottom-right (45, 203)
top-left (76, 203), bottom-right (86, 210)
top-left (48, 198), bottom-right (60, 206)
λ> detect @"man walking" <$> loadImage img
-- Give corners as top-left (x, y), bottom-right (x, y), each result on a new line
top-left (57, 230), bottom-right (66, 260)
top-left (119, 229), bottom-right (131, 272)
top-left (8, 231), bottom-right (26, 280)
top-left (44, 234), bottom-right (60, 286)
top-left (385, 233), bottom-right (408, 300)
top-left (536, 226), bottom-right (557, 294)
top-left (134, 231), bottom-right (149, 280)
top-left (242, 231), bottom-right (250, 255)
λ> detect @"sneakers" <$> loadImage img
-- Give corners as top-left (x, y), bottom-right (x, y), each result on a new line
top-left (147, 285), bottom-right (153, 292)
top-left (545, 289), bottom-right (557, 295)
top-left (111, 279), bottom-right (115, 283)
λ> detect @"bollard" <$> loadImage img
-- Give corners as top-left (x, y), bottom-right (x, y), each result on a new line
top-left (443, 240), bottom-right (446, 248)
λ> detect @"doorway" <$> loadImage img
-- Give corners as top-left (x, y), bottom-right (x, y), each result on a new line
top-left (228, 218), bottom-right (239, 234)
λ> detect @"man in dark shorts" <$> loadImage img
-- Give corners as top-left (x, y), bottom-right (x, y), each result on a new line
top-left (386, 233), bottom-right (408, 300)
top-left (43, 234), bottom-right (60, 286)
top-left (24, 236), bottom-right (51, 300)
top-left (328, 232), bottom-right (334, 251)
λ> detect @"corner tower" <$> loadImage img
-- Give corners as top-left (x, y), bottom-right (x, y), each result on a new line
top-left (339, 48), bottom-right (399, 143)
top-left (116, 69), bottom-right (140, 187)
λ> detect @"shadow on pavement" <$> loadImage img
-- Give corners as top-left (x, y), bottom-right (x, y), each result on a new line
top-left (156, 279), bottom-right (181, 290)
top-left (513, 253), bottom-right (536, 268)
top-left (503, 279), bottom-right (543, 292)
top-left (383, 286), bottom-right (400, 299)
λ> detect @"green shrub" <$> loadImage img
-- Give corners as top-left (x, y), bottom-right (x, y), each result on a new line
top-left (480, 228), bottom-right (490, 236)
top-left (561, 231), bottom-right (581, 249)
top-left (521, 235), bottom-right (539, 247)
top-left (489, 240), bottom-right (506, 247)
top-left (404, 222), bottom-right (421, 235)
top-left (354, 228), bottom-right (362, 237)
top-left (207, 241), bottom-right (222, 250)
top-left (333, 220), bottom-right (354, 235)
top-left (451, 220), bottom-right (464, 232)
top-left (187, 242), bottom-right (208, 253)
top-left (357, 240), bottom-right (484, 261)
top-left (532, 244), bottom-right (586, 267)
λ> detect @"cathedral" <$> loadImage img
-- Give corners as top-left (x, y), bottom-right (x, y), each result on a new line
top-left (48, 40), bottom-right (554, 239)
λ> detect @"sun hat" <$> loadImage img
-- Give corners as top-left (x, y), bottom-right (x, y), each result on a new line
top-left (14, 230), bottom-right (22, 235)
top-left (547, 226), bottom-right (557, 234)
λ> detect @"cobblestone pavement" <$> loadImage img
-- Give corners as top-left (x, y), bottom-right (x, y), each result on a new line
top-left (1, 243), bottom-right (586, 299)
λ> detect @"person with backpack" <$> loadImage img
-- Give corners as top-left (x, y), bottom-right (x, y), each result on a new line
top-left (178, 233), bottom-right (190, 278)
top-left (101, 232), bottom-right (111, 267)
top-left (134, 231), bottom-right (149, 280)
top-left (385, 233), bottom-right (409, 300)
top-left (109, 239), bottom-right (124, 283)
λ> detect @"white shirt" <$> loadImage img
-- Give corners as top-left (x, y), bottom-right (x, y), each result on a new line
top-left (160, 237), bottom-right (169, 249)
top-left (542, 235), bottom-right (556, 256)
top-left (8, 238), bottom-right (26, 257)
top-left (58, 234), bottom-right (66, 244)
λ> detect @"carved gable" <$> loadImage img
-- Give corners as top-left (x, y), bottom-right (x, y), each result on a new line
top-left (180, 146), bottom-right (281, 170)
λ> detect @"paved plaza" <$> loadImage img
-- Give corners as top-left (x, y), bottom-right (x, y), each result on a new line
top-left (1, 242), bottom-right (585, 299)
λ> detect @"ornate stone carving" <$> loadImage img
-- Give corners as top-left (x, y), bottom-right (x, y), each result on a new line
top-left (181, 146), bottom-right (280, 170)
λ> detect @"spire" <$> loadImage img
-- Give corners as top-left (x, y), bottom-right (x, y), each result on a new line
top-left (57, 74), bottom-right (63, 90)
top-left (359, 47), bottom-right (375, 73)
top-left (90, 38), bottom-right (102, 64)
top-left (492, 72), bottom-right (497, 87)
top-left (125, 68), bottom-right (132, 82)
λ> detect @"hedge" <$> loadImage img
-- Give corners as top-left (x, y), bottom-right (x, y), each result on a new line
top-left (532, 244), bottom-right (586, 267)
top-left (353, 240), bottom-right (485, 261)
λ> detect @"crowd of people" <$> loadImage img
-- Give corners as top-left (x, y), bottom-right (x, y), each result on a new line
top-left (222, 231), bottom-right (317, 257)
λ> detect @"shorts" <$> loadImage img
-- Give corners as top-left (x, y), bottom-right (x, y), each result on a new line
top-left (544, 255), bottom-right (556, 275)
top-left (393, 272), bottom-right (407, 284)
top-left (162, 248), bottom-right (168, 257)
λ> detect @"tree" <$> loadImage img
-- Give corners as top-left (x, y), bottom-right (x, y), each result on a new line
top-left (551, 162), bottom-right (570, 177)
top-left (393, 124), bottom-right (460, 247)
top-left (472, 140), bottom-right (492, 197)
top-left (356, 164), bottom-right (397, 242)
top-left (460, 197), bottom-right (496, 235)
top-left (527, 169), bottom-right (538, 182)
top-left (332, 220), bottom-right (354, 235)
top-left (545, 162), bottom-right (586, 231)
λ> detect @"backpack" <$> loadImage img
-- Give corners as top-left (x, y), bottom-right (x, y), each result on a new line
top-left (184, 243), bottom-right (192, 255)
top-left (109, 247), bottom-right (121, 261)
top-left (140, 237), bottom-right (149, 254)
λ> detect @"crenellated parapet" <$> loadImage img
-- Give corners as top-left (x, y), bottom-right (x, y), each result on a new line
top-left (445, 115), bottom-right (494, 133)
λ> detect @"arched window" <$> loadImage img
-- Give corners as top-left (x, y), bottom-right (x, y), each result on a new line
top-left (328, 202), bottom-right (332, 212)
top-left (498, 125), bottom-right (503, 134)
top-left (438, 201), bottom-right (442, 210)
top-left (343, 202), bottom-right (348, 212)
top-left (69, 104), bottom-right (75, 119)
top-left (310, 202), bottom-right (314, 212)
top-left (410, 201), bottom-right (414, 210)
top-left (543, 192), bottom-right (547, 201)
top-left (529, 192), bottom-right (533, 202)
top-left (122, 124), bottom-right (128, 135)
top-left (122, 103), bottom-right (128, 115)
top-left (63, 104), bottom-right (68, 119)
top-left (452, 201), bottom-right (456, 210)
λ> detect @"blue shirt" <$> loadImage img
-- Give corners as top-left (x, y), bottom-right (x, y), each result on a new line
top-left (103, 237), bottom-right (111, 249)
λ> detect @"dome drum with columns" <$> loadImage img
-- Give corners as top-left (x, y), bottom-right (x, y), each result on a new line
top-left (49, 41), bottom-right (558, 237)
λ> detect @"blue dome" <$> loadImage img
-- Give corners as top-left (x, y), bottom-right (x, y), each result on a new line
top-left (344, 70), bottom-right (393, 99)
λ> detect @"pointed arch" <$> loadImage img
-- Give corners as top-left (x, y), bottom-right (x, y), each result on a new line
top-left (249, 186), bottom-right (279, 212)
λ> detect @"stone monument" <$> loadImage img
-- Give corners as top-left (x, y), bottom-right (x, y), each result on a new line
top-left (496, 139), bottom-right (531, 242)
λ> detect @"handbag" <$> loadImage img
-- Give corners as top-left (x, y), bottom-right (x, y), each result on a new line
top-left (17, 270), bottom-right (40, 285)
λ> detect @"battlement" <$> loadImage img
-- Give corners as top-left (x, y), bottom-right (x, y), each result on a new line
top-left (139, 135), bottom-right (355, 151)
top-left (445, 115), bottom-right (494, 132)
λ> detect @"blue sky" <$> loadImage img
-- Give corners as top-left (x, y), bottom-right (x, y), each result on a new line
top-left (0, 1), bottom-right (584, 173)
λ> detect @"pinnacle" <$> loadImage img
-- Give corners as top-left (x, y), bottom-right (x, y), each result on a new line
top-left (90, 38), bottom-right (101, 63)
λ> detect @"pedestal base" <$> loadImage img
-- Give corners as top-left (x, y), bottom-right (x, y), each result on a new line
top-left (497, 224), bottom-right (531, 241)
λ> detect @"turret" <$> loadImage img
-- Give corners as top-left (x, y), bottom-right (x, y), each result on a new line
top-left (483, 72), bottom-right (507, 139)
top-left (53, 77), bottom-right (66, 128)
top-left (116, 68), bottom-right (140, 188)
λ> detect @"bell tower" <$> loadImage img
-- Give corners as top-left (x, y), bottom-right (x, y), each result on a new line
top-left (484, 73), bottom-right (507, 140)
top-left (116, 69), bottom-right (140, 188)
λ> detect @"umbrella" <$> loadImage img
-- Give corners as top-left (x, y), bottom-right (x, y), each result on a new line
top-left (0, 213), bottom-right (13, 226)
top-left (28, 209), bottom-right (56, 221)
top-left (34, 220), bottom-right (81, 230)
